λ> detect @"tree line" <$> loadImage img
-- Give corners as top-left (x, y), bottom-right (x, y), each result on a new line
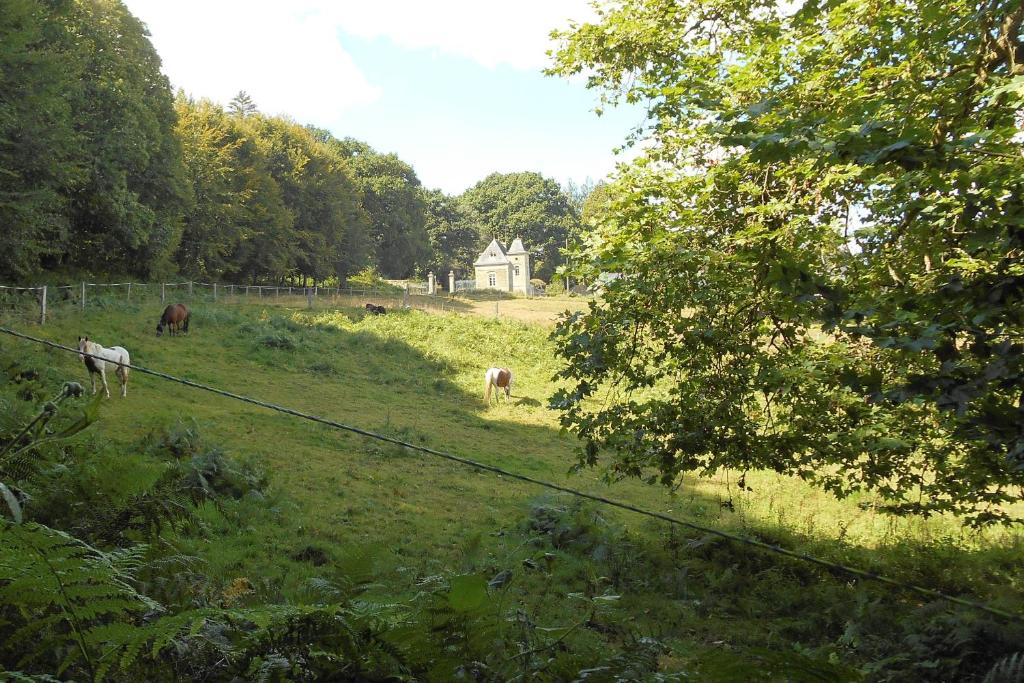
top-left (0, 0), bottom-right (583, 286)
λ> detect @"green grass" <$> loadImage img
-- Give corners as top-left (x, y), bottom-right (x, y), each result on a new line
top-left (3, 298), bottom-right (1023, 678)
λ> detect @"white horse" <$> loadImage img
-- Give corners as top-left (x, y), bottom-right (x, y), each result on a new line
top-left (78, 336), bottom-right (131, 398)
top-left (484, 367), bottom-right (513, 405)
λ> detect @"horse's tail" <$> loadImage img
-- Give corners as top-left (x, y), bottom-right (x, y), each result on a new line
top-left (117, 349), bottom-right (130, 397)
top-left (484, 373), bottom-right (492, 403)
top-left (183, 311), bottom-right (190, 333)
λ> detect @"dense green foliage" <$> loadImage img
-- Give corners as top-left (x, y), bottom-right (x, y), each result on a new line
top-left (174, 107), bottom-right (373, 284)
top-left (0, 0), bottom-right (188, 279)
top-left (549, 0), bottom-right (1024, 525)
top-left (422, 188), bottom-right (480, 278)
top-left (460, 172), bottom-right (580, 281)
top-left (65, 0), bottom-right (190, 277)
top-left (330, 138), bottom-right (430, 279)
top-left (0, 0), bottom-right (78, 280)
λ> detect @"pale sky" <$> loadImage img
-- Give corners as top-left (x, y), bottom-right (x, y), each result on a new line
top-left (121, 1), bottom-right (645, 195)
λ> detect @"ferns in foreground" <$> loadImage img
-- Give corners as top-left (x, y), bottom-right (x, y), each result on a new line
top-left (0, 523), bottom-right (157, 680)
top-left (91, 604), bottom-right (409, 682)
top-left (0, 522), bottom-right (411, 682)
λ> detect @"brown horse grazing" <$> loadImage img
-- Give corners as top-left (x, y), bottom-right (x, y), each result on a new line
top-left (364, 303), bottom-right (386, 315)
top-left (156, 303), bottom-right (190, 337)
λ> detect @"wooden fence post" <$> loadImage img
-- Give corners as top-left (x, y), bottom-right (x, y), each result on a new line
top-left (188, 280), bottom-right (193, 298)
top-left (306, 288), bottom-right (313, 309)
top-left (127, 282), bottom-right (131, 303)
top-left (161, 283), bottom-right (166, 304)
top-left (258, 286), bottom-right (262, 299)
top-left (81, 282), bottom-right (85, 312)
top-left (213, 283), bottom-right (217, 302)
top-left (39, 286), bottom-right (46, 325)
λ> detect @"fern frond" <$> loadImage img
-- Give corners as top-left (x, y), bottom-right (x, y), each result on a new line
top-left (0, 670), bottom-right (63, 682)
top-left (95, 603), bottom-right (411, 681)
top-left (0, 522), bottom-right (156, 680)
top-left (984, 652), bottom-right (1024, 683)
top-left (693, 646), bottom-right (862, 683)
top-left (89, 610), bottom-right (220, 682)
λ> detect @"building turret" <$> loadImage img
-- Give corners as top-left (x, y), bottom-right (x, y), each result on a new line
top-left (506, 238), bottom-right (530, 294)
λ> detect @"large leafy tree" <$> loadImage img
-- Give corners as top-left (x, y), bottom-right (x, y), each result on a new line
top-left (332, 139), bottom-right (429, 278)
top-left (549, 0), bottom-right (1024, 525)
top-left (459, 172), bottom-right (579, 282)
top-left (223, 119), bottom-right (295, 284)
top-left (422, 188), bottom-right (480, 278)
top-left (62, 0), bottom-right (190, 276)
top-left (252, 118), bottom-right (369, 284)
top-left (0, 0), bottom-right (81, 280)
top-left (173, 95), bottom-right (245, 277)
top-left (579, 182), bottom-right (615, 228)
top-left (175, 108), bottom-right (370, 284)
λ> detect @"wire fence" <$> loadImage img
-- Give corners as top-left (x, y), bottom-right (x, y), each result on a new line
top-left (0, 323), bottom-right (1019, 625)
top-left (0, 280), bottom-right (464, 325)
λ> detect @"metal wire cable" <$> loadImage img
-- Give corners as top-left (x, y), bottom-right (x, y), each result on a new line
top-left (0, 324), bottom-right (1020, 622)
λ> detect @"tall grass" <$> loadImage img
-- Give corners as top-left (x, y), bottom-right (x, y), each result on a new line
top-left (2, 300), bottom-right (1022, 679)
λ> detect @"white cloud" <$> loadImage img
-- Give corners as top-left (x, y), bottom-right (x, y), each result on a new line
top-left (124, 0), bottom-right (597, 122)
top-left (123, 1), bottom-right (382, 124)
top-left (304, 1), bottom-right (597, 70)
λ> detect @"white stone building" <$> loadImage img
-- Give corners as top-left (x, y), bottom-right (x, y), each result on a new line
top-left (473, 238), bottom-right (531, 294)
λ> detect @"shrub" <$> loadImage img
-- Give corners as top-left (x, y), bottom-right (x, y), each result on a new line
top-left (258, 333), bottom-right (296, 350)
top-left (347, 267), bottom-right (403, 292)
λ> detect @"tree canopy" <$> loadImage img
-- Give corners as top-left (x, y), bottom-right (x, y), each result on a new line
top-left (0, 0), bottom-right (190, 279)
top-left (459, 172), bottom-right (579, 282)
top-left (332, 140), bottom-right (430, 279)
top-left (422, 188), bottom-right (480, 278)
top-left (174, 101), bottom-right (372, 284)
top-left (549, 0), bottom-right (1024, 525)
top-left (0, 0), bottom-right (79, 279)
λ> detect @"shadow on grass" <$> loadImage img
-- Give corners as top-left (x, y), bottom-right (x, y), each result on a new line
top-left (6, 300), bottom-right (1022, 681)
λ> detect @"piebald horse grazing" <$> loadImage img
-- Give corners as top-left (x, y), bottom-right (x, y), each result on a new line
top-left (484, 367), bottom-right (513, 405)
top-left (157, 303), bottom-right (190, 337)
top-left (78, 337), bottom-right (131, 398)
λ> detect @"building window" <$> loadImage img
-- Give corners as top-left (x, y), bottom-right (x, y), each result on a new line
top-left (514, 265), bottom-right (520, 276)
top-left (488, 272), bottom-right (496, 287)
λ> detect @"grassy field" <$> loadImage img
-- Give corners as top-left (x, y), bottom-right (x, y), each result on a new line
top-left (2, 297), bottom-right (1023, 679)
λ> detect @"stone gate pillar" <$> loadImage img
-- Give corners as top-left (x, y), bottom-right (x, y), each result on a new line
top-left (448, 271), bottom-right (455, 295)
top-left (427, 271), bottom-right (435, 295)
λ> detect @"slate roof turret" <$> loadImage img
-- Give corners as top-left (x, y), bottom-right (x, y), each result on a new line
top-left (473, 238), bottom-right (511, 267)
top-left (507, 238), bottom-right (528, 255)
